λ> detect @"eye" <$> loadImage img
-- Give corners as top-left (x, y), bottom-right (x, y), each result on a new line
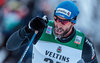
top-left (61, 21), bottom-right (69, 25)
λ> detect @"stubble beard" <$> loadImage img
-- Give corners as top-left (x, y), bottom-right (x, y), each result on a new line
top-left (53, 25), bottom-right (72, 38)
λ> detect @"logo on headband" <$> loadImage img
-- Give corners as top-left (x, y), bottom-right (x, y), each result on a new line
top-left (56, 8), bottom-right (71, 17)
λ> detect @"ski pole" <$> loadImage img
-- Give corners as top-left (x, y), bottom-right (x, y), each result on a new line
top-left (18, 30), bottom-right (38, 63)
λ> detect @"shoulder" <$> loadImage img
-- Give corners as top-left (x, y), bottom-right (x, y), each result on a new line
top-left (82, 37), bottom-right (97, 62)
top-left (76, 29), bottom-right (85, 36)
top-left (75, 29), bottom-right (98, 62)
top-left (83, 37), bottom-right (94, 52)
top-left (84, 37), bottom-right (94, 47)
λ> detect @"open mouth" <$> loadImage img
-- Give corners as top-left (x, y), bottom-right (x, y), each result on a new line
top-left (54, 27), bottom-right (64, 35)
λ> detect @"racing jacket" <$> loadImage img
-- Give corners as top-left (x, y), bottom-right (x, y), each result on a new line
top-left (6, 20), bottom-right (98, 63)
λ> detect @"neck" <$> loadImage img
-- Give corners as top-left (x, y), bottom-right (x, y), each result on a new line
top-left (63, 28), bottom-right (73, 38)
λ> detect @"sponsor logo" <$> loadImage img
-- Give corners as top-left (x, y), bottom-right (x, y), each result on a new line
top-left (45, 50), bottom-right (70, 62)
top-left (57, 46), bottom-right (62, 53)
top-left (56, 8), bottom-right (71, 17)
top-left (46, 26), bottom-right (52, 34)
top-left (74, 35), bottom-right (82, 44)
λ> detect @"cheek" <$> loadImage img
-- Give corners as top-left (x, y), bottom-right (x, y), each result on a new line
top-left (62, 23), bottom-right (72, 30)
top-left (54, 21), bottom-right (56, 25)
top-left (54, 21), bottom-right (62, 27)
top-left (65, 22), bottom-right (71, 26)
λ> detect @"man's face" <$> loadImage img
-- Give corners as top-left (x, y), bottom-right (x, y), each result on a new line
top-left (54, 15), bottom-right (74, 37)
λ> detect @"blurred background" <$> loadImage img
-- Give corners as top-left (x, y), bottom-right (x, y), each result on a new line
top-left (0, 0), bottom-right (100, 63)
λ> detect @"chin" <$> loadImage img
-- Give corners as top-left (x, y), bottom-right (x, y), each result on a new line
top-left (54, 31), bottom-right (63, 38)
top-left (55, 34), bottom-right (61, 38)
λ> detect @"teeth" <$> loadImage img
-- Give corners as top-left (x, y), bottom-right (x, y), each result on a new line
top-left (58, 29), bottom-right (63, 32)
top-left (54, 27), bottom-right (64, 34)
top-left (55, 28), bottom-right (63, 33)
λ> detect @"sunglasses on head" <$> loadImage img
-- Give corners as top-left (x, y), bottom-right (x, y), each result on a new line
top-left (54, 15), bottom-right (71, 25)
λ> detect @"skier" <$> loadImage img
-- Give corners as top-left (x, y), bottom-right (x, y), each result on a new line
top-left (6, 1), bottom-right (98, 63)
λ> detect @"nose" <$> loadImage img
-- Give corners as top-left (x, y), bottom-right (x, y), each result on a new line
top-left (55, 20), bottom-right (63, 28)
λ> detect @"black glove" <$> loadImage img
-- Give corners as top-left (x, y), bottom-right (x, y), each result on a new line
top-left (26, 16), bottom-right (48, 33)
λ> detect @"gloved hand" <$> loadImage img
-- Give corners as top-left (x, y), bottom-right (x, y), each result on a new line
top-left (26, 16), bottom-right (48, 33)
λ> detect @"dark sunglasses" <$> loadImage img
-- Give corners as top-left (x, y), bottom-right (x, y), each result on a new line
top-left (54, 15), bottom-right (71, 25)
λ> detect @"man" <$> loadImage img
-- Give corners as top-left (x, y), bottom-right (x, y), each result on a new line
top-left (6, 1), bottom-right (98, 63)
